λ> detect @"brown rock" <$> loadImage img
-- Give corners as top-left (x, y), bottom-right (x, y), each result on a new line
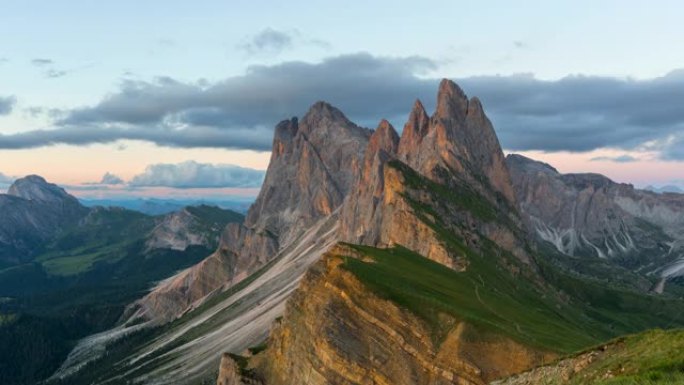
top-left (243, 247), bottom-right (552, 385)
top-left (128, 103), bottom-right (370, 324)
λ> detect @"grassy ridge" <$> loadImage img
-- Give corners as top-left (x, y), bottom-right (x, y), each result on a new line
top-left (499, 329), bottom-right (684, 384)
top-left (341, 245), bottom-right (599, 352)
top-left (339, 159), bottom-right (684, 355)
top-left (580, 329), bottom-right (684, 384)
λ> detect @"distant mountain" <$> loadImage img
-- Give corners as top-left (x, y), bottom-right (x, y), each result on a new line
top-left (507, 154), bottom-right (684, 293)
top-left (53, 80), bottom-right (684, 385)
top-left (0, 178), bottom-right (245, 385)
top-left (644, 184), bottom-right (684, 194)
top-left (80, 197), bottom-right (254, 215)
top-left (0, 175), bottom-right (89, 266)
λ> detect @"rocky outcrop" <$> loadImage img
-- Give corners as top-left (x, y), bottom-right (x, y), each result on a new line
top-left (0, 175), bottom-right (88, 263)
top-left (217, 354), bottom-right (262, 385)
top-left (397, 80), bottom-right (515, 206)
top-left (507, 154), bottom-right (684, 289)
top-left (246, 105), bottom-right (370, 245)
top-left (340, 79), bottom-right (530, 267)
top-left (226, 245), bottom-right (552, 385)
top-left (144, 205), bottom-right (243, 252)
top-left (146, 208), bottom-right (218, 251)
top-left (128, 103), bottom-right (370, 324)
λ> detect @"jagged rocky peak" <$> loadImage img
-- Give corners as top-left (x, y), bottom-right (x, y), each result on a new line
top-left (245, 100), bottom-right (370, 242)
top-left (271, 117), bottom-right (298, 157)
top-left (395, 78), bottom-right (516, 204)
top-left (7, 175), bottom-right (80, 206)
top-left (339, 79), bottom-right (532, 267)
top-left (127, 100), bottom-right (371, 324)
top-left (300, 101), bottom-right (356, 134)
top-left (434, 77), bottom-right (470, 122)
top-left (369, 119), bottom-right (399, 155)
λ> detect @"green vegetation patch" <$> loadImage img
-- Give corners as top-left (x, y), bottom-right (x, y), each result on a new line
top-left (387, 160), bottom-right (497, 222)
top-left (340, 244), bottom-right (601, 353)
top-left (585, 329), bottom-right (684, 385)
top-left (41, 242), bottom-right (128, 276)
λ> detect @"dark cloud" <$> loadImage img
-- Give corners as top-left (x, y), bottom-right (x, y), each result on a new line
top-left (129, 161), bottom-right (265, 188)
top-left (31, 58), bottom-right (54, 66)
top-left (58, 53), bottom-right (435, 128)
top-left (590, 155), bottom-right (638, 163)
top-left (2, 53), bottom-right (684, 160)
top-left (0, 95), bottom-right (16, 115)
top-left (456, 71), bottom-right (684, 157)
top-left (239, 28), bottom-right (294, 55)
top-left (660, 134), bottom-right (684, 160)
top-left (99, 172), bottom-right (124, 185)
top-left (0, 124), bottom-right (274, 151)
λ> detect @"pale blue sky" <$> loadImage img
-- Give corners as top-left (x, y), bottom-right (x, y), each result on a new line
top-left (4, 0), bottom-right (684, 107)
top-left (1, 0), bottom-right (683, 195)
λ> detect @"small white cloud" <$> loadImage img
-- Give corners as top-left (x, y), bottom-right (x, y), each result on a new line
top-left (100, 172), bottom-right (124, 185)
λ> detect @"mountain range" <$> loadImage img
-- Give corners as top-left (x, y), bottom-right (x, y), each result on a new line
top-left (0, 177), bottom-right (244, 385)
top-left (2, 79), bottom-right (684, 385)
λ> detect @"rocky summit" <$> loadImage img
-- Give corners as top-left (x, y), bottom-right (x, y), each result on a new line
top-left (49, 79), bottom-right (684, 385)
top-left (0, 175), bottom-right (88, 263)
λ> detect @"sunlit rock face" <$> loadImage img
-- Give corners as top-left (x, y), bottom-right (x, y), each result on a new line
top-left (339, 79), bottom-right (531, 268)
top-left (127, 102), bottom-right (371, 324)
top-left (221, 246), bottom-right (553, 385)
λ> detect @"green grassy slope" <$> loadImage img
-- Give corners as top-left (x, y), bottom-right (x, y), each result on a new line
top-left (497, 328), bottom-right (684, 384)
top-left (575, 329), bottom-right (684, 385)
top-left (338, 160), bottom-right (684, 356)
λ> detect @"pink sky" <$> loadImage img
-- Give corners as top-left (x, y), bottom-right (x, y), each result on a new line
top-left (513, 149), bottom-right (683, 187)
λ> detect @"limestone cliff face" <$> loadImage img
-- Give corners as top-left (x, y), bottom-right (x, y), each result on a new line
top-left (220, 245), bottom-right (552, 385)
top-left (506, 154), bottom-right (684, 289)
top-left (129, 103), bottom-right (370, 323)
top-left (398, 80), bottom-right (515, 206)
top-left (246, 104), bottom-right (370, 245)
top-left (340, 80), bottom-right (530, 267)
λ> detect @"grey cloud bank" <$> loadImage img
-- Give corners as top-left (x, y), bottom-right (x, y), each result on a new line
top-left (129, 161), bottom-right (265, 188)
top-left (1, 53), bottom-right (684, 159)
